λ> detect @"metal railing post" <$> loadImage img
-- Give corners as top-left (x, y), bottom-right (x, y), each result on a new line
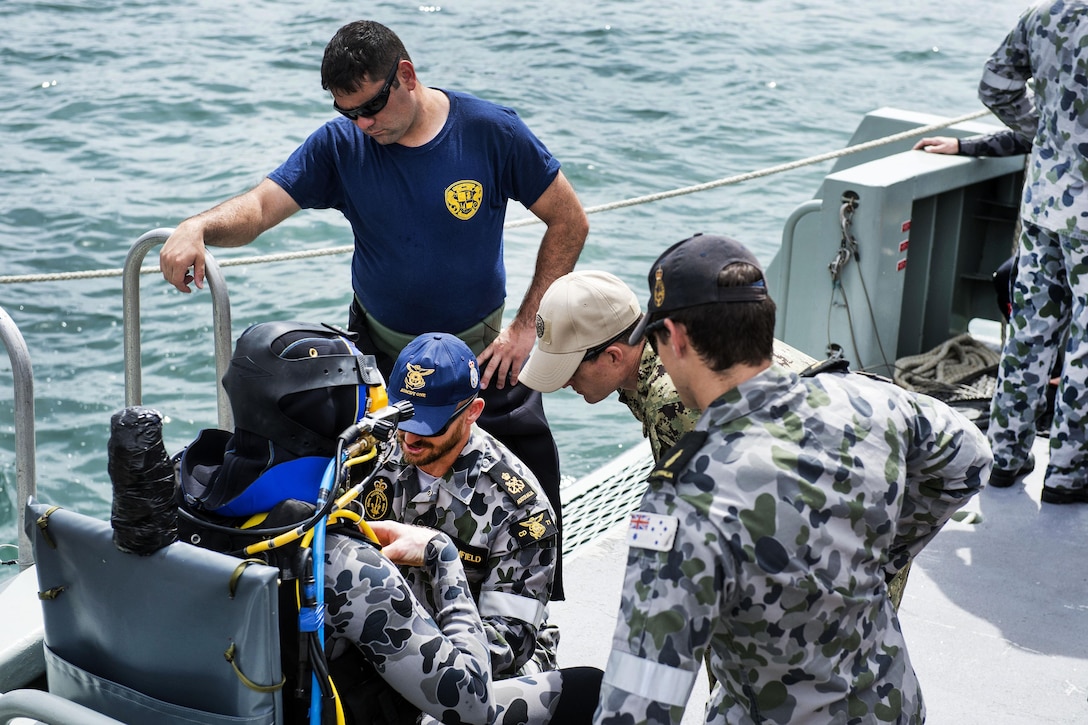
top-left (0, 306), bottom-right (36, 570)
top-left (122, 229), bottom-right (234, 430)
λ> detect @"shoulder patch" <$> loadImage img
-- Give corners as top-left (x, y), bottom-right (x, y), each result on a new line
top-left (649, 430), bottom-right (708, 484)
top-left (626, 512), bottom-right (679, 552)
top-left (490, 461), bottom-right (538, 508)
top-left (510, 509), bottom-right (558, 548)
top-left (361, 476), bottom-right (395, 520)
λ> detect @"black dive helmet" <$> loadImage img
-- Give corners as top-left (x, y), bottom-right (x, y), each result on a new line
top-left (223, 320), bottom-right (384, 457)
top-left (179, 321), bottom-right (386, 516)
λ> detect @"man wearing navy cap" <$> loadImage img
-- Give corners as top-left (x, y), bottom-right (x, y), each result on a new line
top-left (361, 332), bottom-right (561, 678)
top-left (594, 234), bottom-right (991, 725)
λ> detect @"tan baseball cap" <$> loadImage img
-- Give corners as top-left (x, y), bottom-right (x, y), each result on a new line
top-left (520, 271), bottom-right (642, 393)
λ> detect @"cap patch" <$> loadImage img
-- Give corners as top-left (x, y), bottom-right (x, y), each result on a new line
top-left (468, 360), bottom-right (480, 388)
top-left (535, 313), bottom-right (546, 340)
top-left (653, 267), bottom-right (666, 308)
top-left (401, 363), bottom-right (434, 398)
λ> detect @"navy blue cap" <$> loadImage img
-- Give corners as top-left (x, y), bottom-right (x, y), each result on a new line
top-left (388, 333), bottom-right (481, 436)
top-left (629, 233), bottom-right (768, 344)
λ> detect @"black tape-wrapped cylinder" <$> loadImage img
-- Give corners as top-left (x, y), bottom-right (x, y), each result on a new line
top-left (108, 406), bottom-right (178, 555)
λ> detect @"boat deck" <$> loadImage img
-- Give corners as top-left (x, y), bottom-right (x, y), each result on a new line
top-left (550, 435), bottom-right (1088, 724)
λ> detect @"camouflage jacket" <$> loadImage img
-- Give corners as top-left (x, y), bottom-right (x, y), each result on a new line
top-left (618, 343), bottom-right (701, 462)
top-left (595, 364), bottom-right (991, 725)
top-left (958, 128), bottom-right (1032, 157)
top-left (979, 0), bottom-right (1088, 237)
top-left (324, 531), bottom-right (494, 724)
top-left (362, 426), bottom-right (559, 677)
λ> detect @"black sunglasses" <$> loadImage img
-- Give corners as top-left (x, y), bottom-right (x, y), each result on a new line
top-left (582, 330), bottom-right (628, 362)
top-left (430, 394), bottom-right (478, 438)
top-left (333, 56), bottom-right (401, 120)
top-left (644, 318), bottom-right (668, 354)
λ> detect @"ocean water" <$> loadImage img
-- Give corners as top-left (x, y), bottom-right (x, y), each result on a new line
top-left (0, 0), bottom-right (1028, 568)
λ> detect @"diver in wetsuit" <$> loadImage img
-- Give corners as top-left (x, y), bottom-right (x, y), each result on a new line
top-left (176, 320), bottom-right (600, 725)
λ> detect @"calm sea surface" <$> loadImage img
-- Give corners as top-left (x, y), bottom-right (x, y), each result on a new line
top-left (0, 0), bottom-right (1028, 569)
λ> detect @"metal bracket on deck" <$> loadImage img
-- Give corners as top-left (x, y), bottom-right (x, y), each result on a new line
top-left (829, 191), bottom-right (861, 282)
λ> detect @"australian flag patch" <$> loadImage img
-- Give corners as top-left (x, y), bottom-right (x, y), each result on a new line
top-left (626, 511), bottom-right (678, 552)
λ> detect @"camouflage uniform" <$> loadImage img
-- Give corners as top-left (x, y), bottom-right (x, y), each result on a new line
top-left (594, 364), bottom-right (990, 725)
top-left (617, 343), bottom-right (701, 462)
top-left (325, 531), bottom-right (495, 723)
top-left (362, 426), bottom-right (560, 677)
top-left (325, 530), bottom-right (571, 724)
top-left (618, 341), bottom-right (816, 463)
top-left (979, 0), bottom-right (1088, 492)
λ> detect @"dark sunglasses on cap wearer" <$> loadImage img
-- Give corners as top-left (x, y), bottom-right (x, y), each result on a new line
top-left (427, 394), bottom-right (479, 439)
top-left (333, 56), bottom-right (401, 120)
top-left (581, 330), bottom-right (629, 363)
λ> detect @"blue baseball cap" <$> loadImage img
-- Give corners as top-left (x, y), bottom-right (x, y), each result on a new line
top-left (388, 333), bottom-right (481, 436)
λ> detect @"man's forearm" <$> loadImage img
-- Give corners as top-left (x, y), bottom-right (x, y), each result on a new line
top-left (186, 193), bottom-right (269, 248)
top-left (186, 178), bottom-right (299, 248)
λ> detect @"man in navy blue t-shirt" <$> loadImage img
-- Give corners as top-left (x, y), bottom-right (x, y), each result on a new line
top-left (159, 20), bottom-right (588, 597)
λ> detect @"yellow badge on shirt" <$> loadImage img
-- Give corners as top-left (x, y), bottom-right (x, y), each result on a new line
top-left (362, 477), bottom-right (393, 520)
top-left (445, 180), bottom-right (483, 220)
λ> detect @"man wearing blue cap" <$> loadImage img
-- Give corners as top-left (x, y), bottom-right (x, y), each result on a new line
top-left (361, 332), bottom-right (561, 678)
top-left (594, 233), bottom-right (992, 725)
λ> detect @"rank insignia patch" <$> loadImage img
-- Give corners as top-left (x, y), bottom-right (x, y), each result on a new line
top-left (495, 466), bottom-right (537, 507)
top-left (511, 510), bottom-right (558, 547)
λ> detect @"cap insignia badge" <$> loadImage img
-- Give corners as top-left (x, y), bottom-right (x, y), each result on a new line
top-left (404, 363), bottom-right (434, 392)
top-left (653, 267), bottom-right (666, 307)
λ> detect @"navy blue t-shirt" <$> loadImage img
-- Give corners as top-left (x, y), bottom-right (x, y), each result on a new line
top-left (269, 89), bottom-right (561, 334)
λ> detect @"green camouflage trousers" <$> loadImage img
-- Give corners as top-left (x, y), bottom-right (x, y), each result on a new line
top-left (989, 221), bottom-right (1088, 490)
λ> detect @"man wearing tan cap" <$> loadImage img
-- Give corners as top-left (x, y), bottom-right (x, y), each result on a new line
top-left (520, 270), bottom-right (816, 462)
top-left (519, 270), bottom-right (699, 462)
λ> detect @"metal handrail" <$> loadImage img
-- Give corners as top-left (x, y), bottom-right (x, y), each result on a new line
top-left (0, 307), bottom-right (35, 571)
top-left (774, 199), bottom-right (823, 338)
top-left (122, 228), bottom-right (235, 430)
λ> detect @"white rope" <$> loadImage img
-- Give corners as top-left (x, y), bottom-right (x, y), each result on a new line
top-left (524, 108), bottom-right (991, 224)
top-left (0, 109), bottom-right (990, 285)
